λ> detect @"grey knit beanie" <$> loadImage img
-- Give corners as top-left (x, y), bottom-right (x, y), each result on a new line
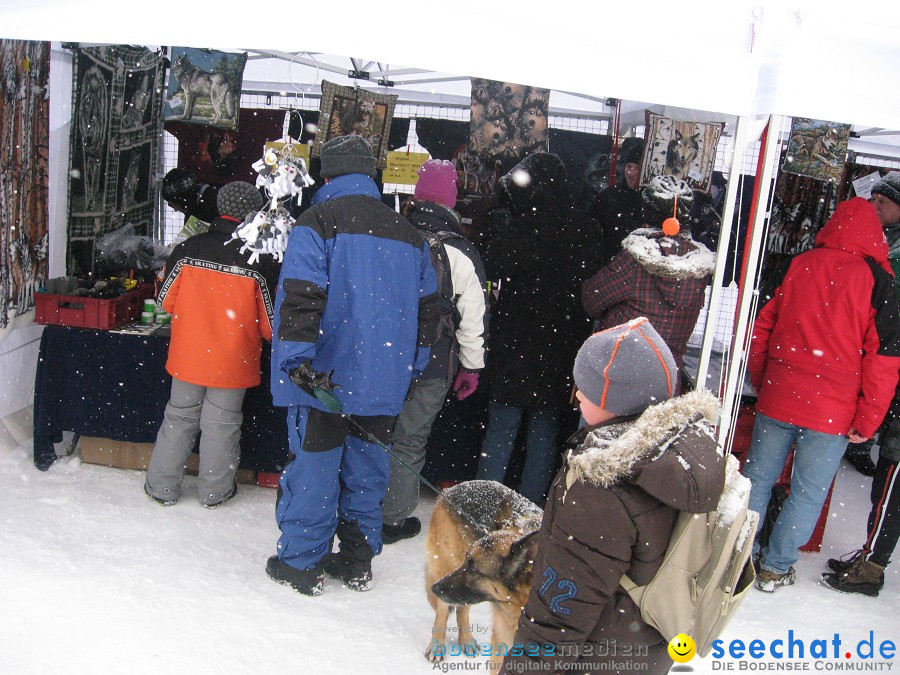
top-left (872, 173), bottom-right (900, 207)
top-left (320, 134), bottom-right (376, 178)
top-left (641, 175), bottom-right (694, 227)
top-left (217, 181), bottom-right (263, 220)
top-left (573, 318), bottom-right (677, 417)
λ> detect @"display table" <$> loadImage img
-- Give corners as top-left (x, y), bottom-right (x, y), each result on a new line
top-left (33, 325), bottom-right (290, 473)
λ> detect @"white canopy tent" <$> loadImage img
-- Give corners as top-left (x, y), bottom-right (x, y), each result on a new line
top-left (0, 0), bottom-right (898, 446)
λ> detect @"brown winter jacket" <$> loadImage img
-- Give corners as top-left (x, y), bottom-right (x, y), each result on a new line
top-left (502, 390), bottom-right (725, 674)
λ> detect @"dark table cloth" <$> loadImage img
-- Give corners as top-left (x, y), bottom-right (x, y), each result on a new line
top-left (33, 325), bottom-right (290, 472)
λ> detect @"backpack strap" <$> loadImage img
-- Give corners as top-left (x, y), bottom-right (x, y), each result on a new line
top-left (619, 574), bottom-right (638, 592)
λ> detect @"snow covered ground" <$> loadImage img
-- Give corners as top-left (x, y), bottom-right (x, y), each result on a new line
top-left (0, 441), bottom-right (896, 674)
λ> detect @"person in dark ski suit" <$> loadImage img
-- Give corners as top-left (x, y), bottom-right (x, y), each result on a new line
top-left (265, 135), bottom-right (439, 596)
top-left (475, 152), bottom-right (593, 505)
top-left (146, 181), bottom-right (278, 507)
top-left (581, 175), bottom-right (715, 381)
top-left (381, 159), bottom-right (489, 544)
top-left (502, 318), bottom-right (726, 674)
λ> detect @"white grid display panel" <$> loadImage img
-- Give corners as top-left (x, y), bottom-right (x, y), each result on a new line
top-left (159, 95), bottom-right (613, 243)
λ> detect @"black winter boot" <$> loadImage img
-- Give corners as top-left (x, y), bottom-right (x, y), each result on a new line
top-left (825, 548), bottom-right (866, 575)
top-left (822, 558), bottom-right (885, 597)
top-left (323, 520), bottom-right (374, 591)
top-left (266, 555), bottom-right (325, 596)
top-left (382, 517), bottom-right (421, 545)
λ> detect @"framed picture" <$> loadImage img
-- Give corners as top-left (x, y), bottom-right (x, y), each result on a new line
top-left (468, 78), bottom-right (550, 172)
top-left (164, 47), bottom-right (247, 131)
top-left (312, 80), bottom-right (397, 169)
top-left (639, 112), bottom-right (724, 194)
top-left (782, 117), bottom-right (851, 183)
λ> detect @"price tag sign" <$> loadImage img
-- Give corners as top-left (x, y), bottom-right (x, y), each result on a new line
top-left (385, 151), bottom-right (430, 185)
top-left (265, 141), bottom-right (311, 164)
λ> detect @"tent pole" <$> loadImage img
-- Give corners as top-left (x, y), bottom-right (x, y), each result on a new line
top-left (696, 114), bottom-right (750, 395)
top-left (716, 114), bottom-right (783, 450)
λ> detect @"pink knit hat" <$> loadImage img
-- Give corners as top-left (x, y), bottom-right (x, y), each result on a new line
top-left (415, 159), bottom-right (458, 208)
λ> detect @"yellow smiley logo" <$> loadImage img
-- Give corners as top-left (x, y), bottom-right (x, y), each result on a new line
top-left (667, 633), bottom-right (697, 663)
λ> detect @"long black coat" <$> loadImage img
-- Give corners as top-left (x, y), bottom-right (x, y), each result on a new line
top-left (481, 153), bottom-right (593, 410)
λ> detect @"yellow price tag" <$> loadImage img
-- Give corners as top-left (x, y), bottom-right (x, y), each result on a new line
top-left (385, 151), bottom-right (430, 185)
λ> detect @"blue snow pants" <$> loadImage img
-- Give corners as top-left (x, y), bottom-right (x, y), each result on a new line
top-left (276, 405), bottom-right (395, 571)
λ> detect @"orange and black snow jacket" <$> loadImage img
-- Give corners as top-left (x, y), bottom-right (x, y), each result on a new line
top-left (158, 217), bottom-right (280, 389)
top-left (748, 198), bottom-right (900, 438)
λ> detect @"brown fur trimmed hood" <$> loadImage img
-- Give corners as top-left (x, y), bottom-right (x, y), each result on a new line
top-left (567, 389), bottom-right (725, 513)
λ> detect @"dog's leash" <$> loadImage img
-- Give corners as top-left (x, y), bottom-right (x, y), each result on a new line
top-left (308, 385), bottom-right (499, 538)
top-left (310, 385), bottom-right (445, 497)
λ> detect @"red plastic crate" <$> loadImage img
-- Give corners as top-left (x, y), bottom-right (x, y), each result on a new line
top-left (257, 471), bottom-right (281, 489)
top-left (35, 284), bottom-right (154, 330)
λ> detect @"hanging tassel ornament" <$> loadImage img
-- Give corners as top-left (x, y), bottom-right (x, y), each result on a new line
top-left (662, 194), bottom-right (681, 237)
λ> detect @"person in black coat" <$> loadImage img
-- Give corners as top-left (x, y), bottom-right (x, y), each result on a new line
top-left (589, 139), bottom-right (645, 270)
top-left (475, 152), bottom-right (592, 504)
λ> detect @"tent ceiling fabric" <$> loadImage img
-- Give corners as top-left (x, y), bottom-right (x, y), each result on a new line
top-left (1, 0), bottom-right (899, 129)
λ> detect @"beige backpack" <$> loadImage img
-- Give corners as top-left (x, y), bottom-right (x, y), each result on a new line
top-left (620, 454), bottom-right (759, 658)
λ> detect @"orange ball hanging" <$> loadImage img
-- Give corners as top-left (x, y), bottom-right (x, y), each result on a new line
top-left (662, 217), bottom-right (681, 236)
top-left (662, 193), bottom-right (680, 236)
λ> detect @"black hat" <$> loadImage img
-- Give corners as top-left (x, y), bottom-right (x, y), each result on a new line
top-left (217, 181), bottom-right (264, 220)
top-left (162, 168), bottom-right (199, 208)
top-left (621, 139), bottom-right (644, 166)
top-left (872, 173), bottom-right (900, 208)
top-left (320, 135), bottom-right (376, 178)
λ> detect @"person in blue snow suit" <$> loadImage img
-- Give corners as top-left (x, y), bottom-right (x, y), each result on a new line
top-left (265, 135), bottom-right (439, 596)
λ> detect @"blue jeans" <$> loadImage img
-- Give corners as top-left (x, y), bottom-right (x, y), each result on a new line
top-left (476, 402), bottom-right (560, 504)
top-left (743, 412), bottom-right (847, 574)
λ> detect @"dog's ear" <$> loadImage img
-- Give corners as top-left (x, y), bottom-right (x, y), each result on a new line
top-left (492, 495), bottom-right (515, 529)
top-left (501, 530), bottom-right (541, 586)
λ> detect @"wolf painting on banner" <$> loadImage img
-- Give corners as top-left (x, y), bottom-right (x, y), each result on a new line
top-left (781, 117), bottom-right (851, 183)
top-left (312, 80), bottom-right (398, 170)
top-left (639, 112), bottom-right (724, 194)
top-left (164, 47), bottom-right (247, 131)
top-left (468, 78), bottom-right (550, 173)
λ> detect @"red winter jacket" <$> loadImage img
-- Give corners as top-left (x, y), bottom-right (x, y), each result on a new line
top-left (748, 198), bottom-right (900, 438)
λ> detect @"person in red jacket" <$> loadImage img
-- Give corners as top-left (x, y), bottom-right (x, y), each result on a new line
top-left (744, 197), bottom-right (900, 592)
top-left (145, 181), bottom-right (279, 508)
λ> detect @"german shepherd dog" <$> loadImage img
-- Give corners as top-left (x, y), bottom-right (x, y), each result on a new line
top-left (425, 480), bottom-right (542, 669)
top-left (171, 53), bottom-right (237, 125)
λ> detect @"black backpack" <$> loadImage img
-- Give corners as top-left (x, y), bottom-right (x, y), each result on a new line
top-left (420, 229), bottom-right (460, 377)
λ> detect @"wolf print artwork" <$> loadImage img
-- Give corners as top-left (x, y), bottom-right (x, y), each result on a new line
top-left (639, 112), bottom-right (724, 194)
top-left (312, 80), bottom-right (397, 170)
top-left (164, 48), bottom-right (247, 131)
top-left (468, 78), bottom-right (550, 173)
top-left (782, 118), bottom-right (851, 183)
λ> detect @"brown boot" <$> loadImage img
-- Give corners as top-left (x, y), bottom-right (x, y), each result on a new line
top-left (822, 558), bottom-right (885, 597)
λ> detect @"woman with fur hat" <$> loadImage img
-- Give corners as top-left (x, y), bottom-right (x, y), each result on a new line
top-left (581, 175), bottom-right (715, 382)
top-left (501, 318), bottom-right (725, 674)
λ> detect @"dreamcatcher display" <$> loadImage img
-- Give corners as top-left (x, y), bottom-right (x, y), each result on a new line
top-left (229, 139), bottom-right (314, 264)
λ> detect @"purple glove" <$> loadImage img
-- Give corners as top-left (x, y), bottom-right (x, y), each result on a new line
top-left (452, 369), bottom-right (480, 401)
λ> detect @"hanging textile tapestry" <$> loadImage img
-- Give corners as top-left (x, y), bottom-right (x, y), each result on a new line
top-left (0, 40), bottom-right (50, 334)
top-left (312, 80), bottom-right (397, 169)
top-left (67, 45), bottom-right (164, 275)
top-left (163, 47), bottom-right (247, 131)
top-left (781, 117), bottom-right (850, 183)
top-left (639, 112), bottom-right (723, 194)
top-left (468, 78), bottom-right (550, 173)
